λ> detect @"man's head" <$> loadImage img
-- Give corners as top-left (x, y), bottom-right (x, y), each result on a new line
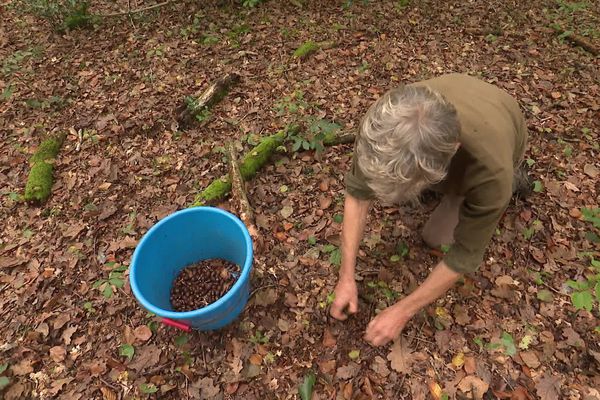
top-left (355, 85), bottom-right (461, 204)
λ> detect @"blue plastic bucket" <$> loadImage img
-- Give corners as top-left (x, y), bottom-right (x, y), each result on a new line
top-left (130, 207), bottom-right (253, 331)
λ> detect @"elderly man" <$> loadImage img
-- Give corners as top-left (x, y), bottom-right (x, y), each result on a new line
top-left (330, 73), bottom-right (528, 346)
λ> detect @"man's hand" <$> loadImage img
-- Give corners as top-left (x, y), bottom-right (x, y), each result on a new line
top-left (330, 278), bottom-right (359, 320)
top-left (364, 261), bottom-right (462, 347)
top-left (364, 303), bottom-right (411, 346)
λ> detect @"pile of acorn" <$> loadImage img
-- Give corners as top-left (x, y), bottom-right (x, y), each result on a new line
top-left (170, 259), bottom-right (240, 312)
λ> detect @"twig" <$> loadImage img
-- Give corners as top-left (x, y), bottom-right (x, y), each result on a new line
top-left (552, 25), bottom-right (599, 56)
top-left (98, 377), bottom-right (119, 391)
top-left (98, 0), bottom-right (174, 18)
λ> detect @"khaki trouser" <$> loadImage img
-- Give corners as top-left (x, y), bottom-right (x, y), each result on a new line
top-left (421, 195), bottom-right (464, 248)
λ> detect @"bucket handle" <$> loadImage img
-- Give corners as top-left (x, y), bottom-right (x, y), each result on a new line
top-left (162, 318), bottom-right (192, 332)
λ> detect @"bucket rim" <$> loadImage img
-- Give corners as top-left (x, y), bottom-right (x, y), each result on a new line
top-left (130, 206), bottom-right (253, 320)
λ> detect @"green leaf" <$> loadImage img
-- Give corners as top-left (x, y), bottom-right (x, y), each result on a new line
top-left (102, 284), bottom-right (114, 299)
top-left (326, 292), bottom-right (335, 305)
top-left (572, 290), bottom-right (593, 311)
top-left (390, 254), bottom-right (401, 262)
top-left (396, 241), bottom-right (410, 258)
top-left (298, 371), bottom-right (316, 400)
top-left (595, 282), bottom-right (600, 302)
top-left (322, 244), bottom-right (336, 253)
top-left (92, 279), bottom-right (105, 289)
top-left (0, 363), bottom-right (8, 374)
top-left (140, 383), bottom-right (158, 394)
top-left (526, 158), bottom-right (535, 167)
top-left (175, 334), bottom-right (189, 347)
top-left (473, 337), bottom-right (484, 349)
top-left (0, 376), bottom-right (10, 390)
top-left (302, 140), bottom-right (310, 150)
top-left (440, 244), bottom-right (451, 254)
top-left (537, 289), bottom-right (554, 303)
top-left (501, 332), bottom-right (517, 356)
top-left (109, 277), bottom-right (124, 288)
top-left (308, 236), bottom-right (317, 245)
top-left (329, 248), bottom-right (342, 266)
top-left (348, 350), bottom-right (360, 360)
top-left (581, 207), bottom-right (600, 228)
top-left (119, 344), bottom-right (135, 360)
top-left (533, 180), bottom-right (544, 193)
top-left (519, 334), bottom-right (533, 350)
top-left (566, 280), bottom-right (588, 290)
top-left (333, 214), bottom-right (343, 223)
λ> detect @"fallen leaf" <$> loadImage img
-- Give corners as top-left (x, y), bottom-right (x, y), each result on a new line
top-left (249, 354), bottom-right (262, 365)
top-left (335, 362), bottom-right (360, 380)
top-left (457, 375), bottom-right (489, 399)
top-left (342, 381), bottom-right (353, 399)
top-left (50, 346), bottom-right (66, 363)
top-left (323, 328), bottom-right (337, 347)
top-left (62, 325), bottom-right (77, 345)
top-left (280, 205), bottom-right (294, 219)
top-left (100, 387), bottom-right (117, 400)
top-left (253, 288), bottom-right (278, 306)
top-left (569, 208), bottom-right (582, 218)
top-left (192, 377), bottom-right (220, 400)
top-left (387, 337), bottom-right (413, 374)
top-left (241, 363), bottom-right (261, 379)
top-left (277, 318), bottom-right (290, 332)
top-left (452, 352), bottom-right (465, 368)
top-left (583, 164), bottom-right (599, 178)
top-left (429, 381), bottom-right (443, 400)
top-left (319, 179), bottom-right (329, 192)
top-left (464, 356), bottom-right (477, 374)
top-left (98, 182), bottom-right (112, 190)
top-left (129, 345), bottom-right (161, 371)
top-left (53, 314), bottom-right (70, 330)
top-left (535, 373), bottom-right (561, 400)
top-left (36, 322), bottom-right (49, 337)
top-left (370, 356), bottom-right (390, 377)
top-left (520, 351), bottom-right (540, 369)
top-left (562, 327), bottom-right (584, 348)
top-left (319, 196), bottom-right (332, 209)
top-left (87, 359), bottom-right (107, 376)
top-left (318, 359), bottom-right (336, 374)
top-left (453, 304), bottom-right (471, 325)
top-left (11, 358), bottom-right (34, 375)
top-left (48, 377), bottom-right (73, 396)
top-left (494, 386), bottom-right (533, 400)
top-left (134, 325), bottom-right (152, 342)
top-left (550, 91), bottom-right (561, 99)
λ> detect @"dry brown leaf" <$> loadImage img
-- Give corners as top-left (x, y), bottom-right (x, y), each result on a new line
top-left (457, 375), bottom-right (489, 399)
top-left (519, 351), bottom-right (540, 369)
top-left (562, 327), bottom-right (585, 348)
top-left (583, 163), bottom-right (599, 178)
top-left (464, 356), bottom-right (477, 374)
top-left (124, 325), bottom-right (136, 344)
top-left (323, 328), bottom-right (337, 347)
top-left (50, 346), bottom-right (66, 363)
top-left (253, 288), bottom-right (278, 306)
top-left (318, 359), bottom-right (336, 374)
top-left (493, 386), bottom-right (533, 400)
top-left (53, 313), bottom-right (70, 330)
top-left (370, 355), bottom-right (390, 377)
top-left (387, 337), bottom-right (413, 374)
top-left (409, 379), bottom-right (428, 400)
top-left (429, 381), bottom-right (443, 400)
top-left (249, 354), bottom-right (262, 365)
top-left (62, 325), bottom-right (77, 345)
top-left (335, 362), bottom-right (360, 380)
top-left (11, 358), bottom-right (34, 376)
top-left (129, 345), bottom-right (161, 371)
top-left (134, 325), bottom-right (152, 342)
top-left (48, 377), bottom-right (73, 396)
top-left (100, 387), bottom-right (117, 400)
top-left (535, 373), bottom-right (561, 400)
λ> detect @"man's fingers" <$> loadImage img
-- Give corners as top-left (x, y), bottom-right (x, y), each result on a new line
top-left (330, 302), bottom-right (348, 320)
top-left (348, 300), bottom-right (358, 314)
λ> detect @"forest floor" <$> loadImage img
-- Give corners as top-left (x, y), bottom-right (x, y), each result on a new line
top-left (1, 0), bottom-right (599, 399)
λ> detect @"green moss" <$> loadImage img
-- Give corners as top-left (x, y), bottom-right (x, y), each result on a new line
top-left (191, 127), bottom-right (298, 206)
top-left (293, 40), bottom-right (320, 58)
top-left (24, 133), bottom-right (65, 203)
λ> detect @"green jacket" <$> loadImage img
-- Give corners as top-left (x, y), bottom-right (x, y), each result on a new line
top-left (345, 73), bottom-right (528, 274)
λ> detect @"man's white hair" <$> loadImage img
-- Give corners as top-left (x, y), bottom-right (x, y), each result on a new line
top-left (356, 85), bottom-right (460, 204)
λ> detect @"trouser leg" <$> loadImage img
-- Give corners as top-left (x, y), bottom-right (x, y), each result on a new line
top-left (421, 194), bottom-right (464, 248)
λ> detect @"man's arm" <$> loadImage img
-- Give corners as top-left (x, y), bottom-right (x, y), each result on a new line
top-left (330, 194), bottom-right (371, 320)
top-left (364, 260), bottom-right (461, 346)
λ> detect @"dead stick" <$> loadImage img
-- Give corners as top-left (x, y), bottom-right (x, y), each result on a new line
top-left (227, 141), bottom-right (258, 239)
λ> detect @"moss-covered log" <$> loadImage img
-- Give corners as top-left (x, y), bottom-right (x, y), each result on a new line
top-left (176, 72), bottom-right (240, 128)
top-left (292, 40), bottom-right (336, 59)
top-left (191, 129), bottom-right (291, 206)
top-left (24, 133), bottom-right (66, 203)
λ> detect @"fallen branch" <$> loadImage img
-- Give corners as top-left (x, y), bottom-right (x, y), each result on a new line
top-left (175, 72), bottom-right (240, 128)
top-left (293, 40), bottom-right (336, 59)
top-left (24, 133), bottom-right (66, 203)
top-left (227, 142), bottom-right (254, 225)
top-left (551, 25), bottom-right (598, 56)
top-left (191, 128), bottom-right (356, 206)
top-left (191, 127), bottom-right (295, 206)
